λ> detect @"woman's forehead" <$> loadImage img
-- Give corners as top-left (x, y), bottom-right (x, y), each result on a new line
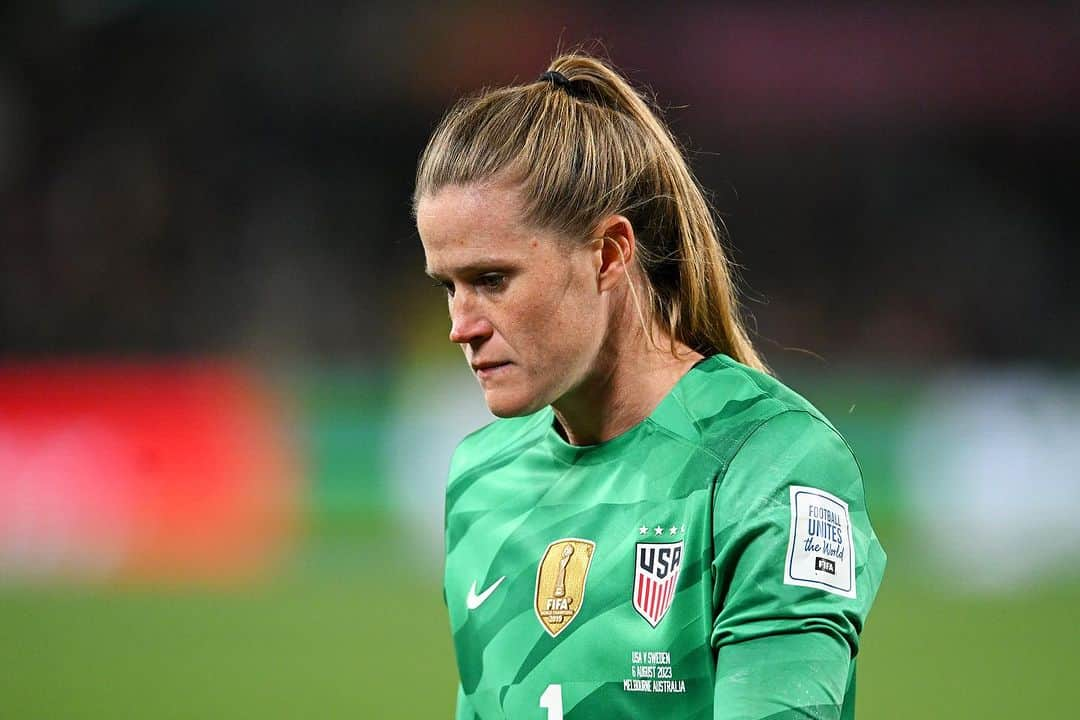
top-left (418, 184), bottom-right (557, 270)
top-left (417, 182), bottom-right (526, 234)
top-left (422, 231), bottom-right (545, 280)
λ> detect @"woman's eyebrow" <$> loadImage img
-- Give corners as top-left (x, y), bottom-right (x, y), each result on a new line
top-left (425, 260), bottom-right (514, 280)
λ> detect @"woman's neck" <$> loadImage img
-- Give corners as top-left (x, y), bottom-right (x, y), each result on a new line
top-left (551, 326), bottom-right (704, 446)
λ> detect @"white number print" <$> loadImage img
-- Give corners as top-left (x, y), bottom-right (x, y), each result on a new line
top-left (539, 683), bottom-right (563, 720)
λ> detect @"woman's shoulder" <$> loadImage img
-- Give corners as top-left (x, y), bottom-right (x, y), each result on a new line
top-left (694, 353), bottom-right (828, 410)
top-left (658, 354), bottom-right (843, 463)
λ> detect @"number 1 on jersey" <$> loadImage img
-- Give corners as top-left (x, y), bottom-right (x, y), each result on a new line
top-left (539, 684), bottom-right (563, 720)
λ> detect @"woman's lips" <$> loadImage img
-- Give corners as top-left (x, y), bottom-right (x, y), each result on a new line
top-left (474, 362), bottom-right (511, 380)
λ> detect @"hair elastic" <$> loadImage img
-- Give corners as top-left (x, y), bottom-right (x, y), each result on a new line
top-left (539, 70), bottom-right (573, 91)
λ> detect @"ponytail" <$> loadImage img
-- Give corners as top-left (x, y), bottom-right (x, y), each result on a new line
top-left (415, 51), bottom-right (769, 373)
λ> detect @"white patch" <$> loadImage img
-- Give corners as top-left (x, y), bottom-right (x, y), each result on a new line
top-left (784, 485), bottom-right (856, 598)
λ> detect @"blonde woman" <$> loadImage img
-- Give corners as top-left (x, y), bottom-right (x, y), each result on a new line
top-left (415, 53), bottom-right (885, 720)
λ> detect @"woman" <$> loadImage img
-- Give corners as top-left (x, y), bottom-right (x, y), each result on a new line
top-left (414, 53), bottom-right (885, 720)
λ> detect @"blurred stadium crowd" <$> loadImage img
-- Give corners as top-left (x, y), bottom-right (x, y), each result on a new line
top-left (1, 2), bottom-right (1077, 365)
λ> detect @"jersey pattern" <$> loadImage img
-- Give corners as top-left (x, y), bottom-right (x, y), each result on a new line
top-left (443, 354), bottom-right (886, 720)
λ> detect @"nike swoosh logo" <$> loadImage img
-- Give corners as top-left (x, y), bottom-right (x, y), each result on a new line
top-left (466, 576), bottom-right (506, 610)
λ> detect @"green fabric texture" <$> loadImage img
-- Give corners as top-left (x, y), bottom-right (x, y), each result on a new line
top-left (443, 354), bottom-right (886, 719)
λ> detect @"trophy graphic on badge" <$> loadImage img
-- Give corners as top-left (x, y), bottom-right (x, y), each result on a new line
top-left (535, 538), bottom-right (595, 637)
top-left (553, 544), bottom-right (574, 598)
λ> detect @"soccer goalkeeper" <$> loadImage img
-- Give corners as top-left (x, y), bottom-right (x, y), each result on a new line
top-left (413, 51), bottom-right (886, 719)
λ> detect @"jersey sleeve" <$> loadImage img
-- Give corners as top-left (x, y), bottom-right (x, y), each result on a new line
top-left (710, 410), bottom-right (885, 720)
top-left (454, 684), bottom-right (477, 720)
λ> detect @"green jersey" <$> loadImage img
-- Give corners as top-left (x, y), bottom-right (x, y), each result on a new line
top-left (444, 354), bottom-right (886, 720)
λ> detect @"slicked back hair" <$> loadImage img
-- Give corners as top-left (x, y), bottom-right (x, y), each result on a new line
top-left (414, 53), bottom-right (768, 373)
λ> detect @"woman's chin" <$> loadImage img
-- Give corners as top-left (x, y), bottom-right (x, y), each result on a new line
top-left (484, 388), bottom-right (545, 418)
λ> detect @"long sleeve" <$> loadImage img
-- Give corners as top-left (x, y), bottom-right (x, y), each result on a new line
top-left (710, 410), bottom-right (886, 719)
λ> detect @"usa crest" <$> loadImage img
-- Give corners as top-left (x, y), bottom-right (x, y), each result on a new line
top-left (634, 541), bottom-right (683, 627)
top-left (534, 538), bottom-right (596, 637)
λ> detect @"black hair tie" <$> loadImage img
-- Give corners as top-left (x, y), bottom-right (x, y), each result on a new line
top-left (539, 70), bottom-right (573, 92)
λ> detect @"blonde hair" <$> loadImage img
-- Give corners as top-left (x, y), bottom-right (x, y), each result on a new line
top-left (413, 52), bottom-right (769, 373)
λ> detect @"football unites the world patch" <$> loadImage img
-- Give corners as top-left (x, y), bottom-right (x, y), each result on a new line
top-left (784, 485), bottom-right (856, 598)
top-left (633, 541), bottom-right (683, 627)
top-left (534, 538), bottom-right (596, 637)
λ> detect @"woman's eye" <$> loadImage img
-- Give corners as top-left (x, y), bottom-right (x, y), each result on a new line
top-left (477, 274), bottom-right (506, 291)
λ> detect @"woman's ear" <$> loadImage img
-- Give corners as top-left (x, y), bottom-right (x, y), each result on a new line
top-left (593, 215), bottom-right (636, 292)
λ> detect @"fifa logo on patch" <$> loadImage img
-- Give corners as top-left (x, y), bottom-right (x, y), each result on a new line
top-left (633, 541), bottom-right (683, 627)
top-left (534, 538), bottom-right (596, 637)
top-left (815, 557), bottom-right (836, 575)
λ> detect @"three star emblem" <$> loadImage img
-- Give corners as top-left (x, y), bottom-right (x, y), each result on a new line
top-left (638, 524), bottom-right (686, 537)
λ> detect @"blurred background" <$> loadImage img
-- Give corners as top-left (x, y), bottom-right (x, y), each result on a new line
top-left (1, 1), bottom-right (1078, 717)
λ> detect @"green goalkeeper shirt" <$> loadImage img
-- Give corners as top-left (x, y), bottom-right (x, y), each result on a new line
top-left (444, 354), bottom-right (886, 719)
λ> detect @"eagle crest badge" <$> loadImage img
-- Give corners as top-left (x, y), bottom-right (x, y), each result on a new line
top-left (534, 538), bottom-right (596, 637)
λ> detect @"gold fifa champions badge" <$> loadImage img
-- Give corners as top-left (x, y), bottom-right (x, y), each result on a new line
top-left (534, 538), bottom-right (596, 637)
